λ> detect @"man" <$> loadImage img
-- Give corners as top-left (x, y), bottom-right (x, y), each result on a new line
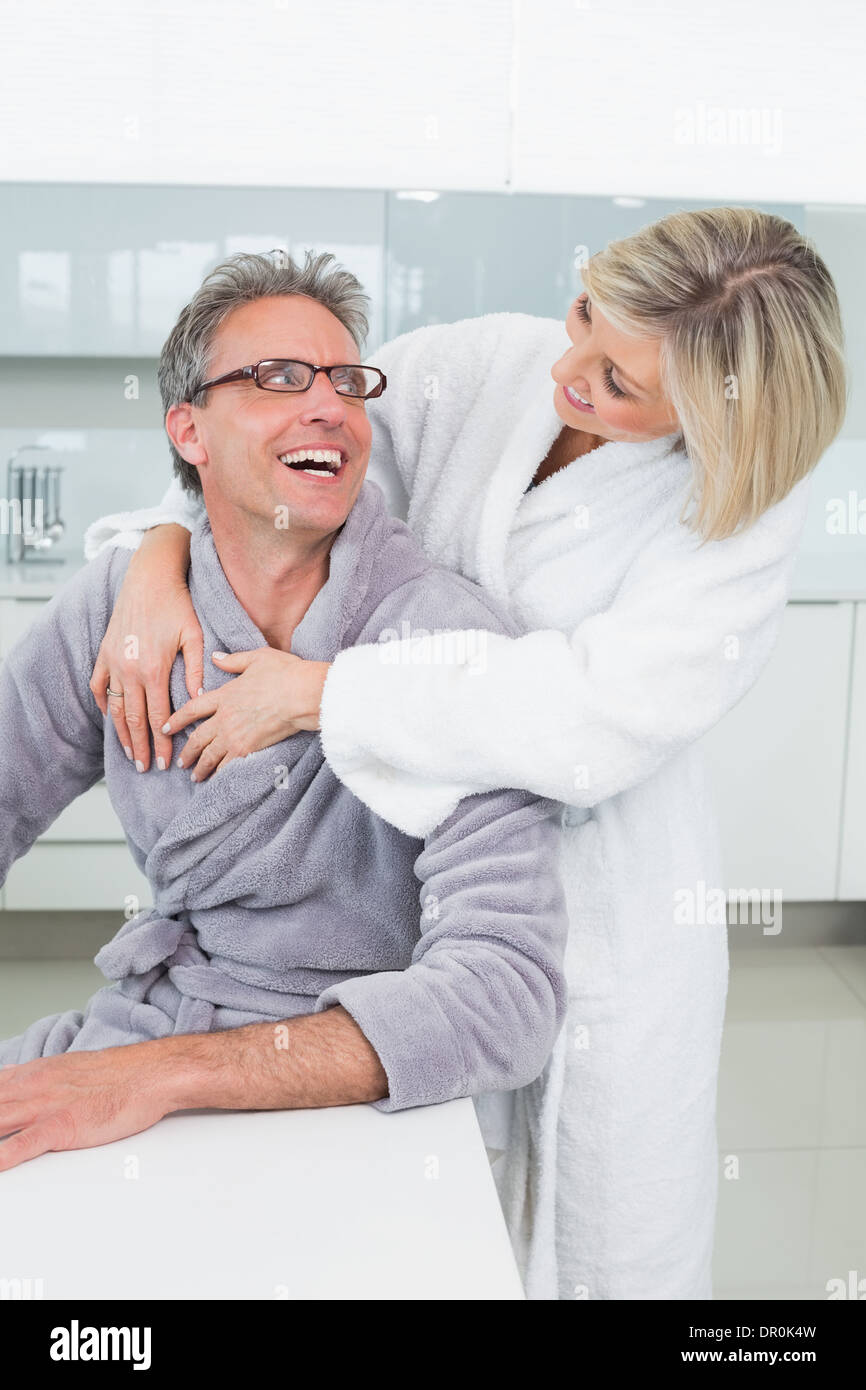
top-left (0, 250), bottom-right (568, 1180)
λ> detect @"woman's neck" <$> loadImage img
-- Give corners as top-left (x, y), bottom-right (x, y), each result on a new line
top-left (530, 425), bottom-right (605, 490)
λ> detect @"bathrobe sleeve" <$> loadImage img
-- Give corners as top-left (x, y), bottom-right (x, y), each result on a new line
top-left (312, 562), bottom-right (569, 1111)
top-left (0, 551), bottom-right (123, 882)
top-left (314, 783), bottom-right (569, 1111)
top-left (319, 473), bottom-right (813, 838)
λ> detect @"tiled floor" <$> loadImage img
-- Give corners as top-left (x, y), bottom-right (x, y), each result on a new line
top-left (1, 946), bottom-right (864, 1301)
top-left (714, 946), bottom-right (866, 1300)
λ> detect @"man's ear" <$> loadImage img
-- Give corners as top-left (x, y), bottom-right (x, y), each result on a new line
top-left (166, 403), bottom-right (208, 468)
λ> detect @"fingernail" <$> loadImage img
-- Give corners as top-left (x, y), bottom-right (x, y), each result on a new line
top-left (135, 760), bottom-right (144, 773)
top-left (176, 756), bottom-right (185, 768)
top-left (161, 722), bottom-right (171, 734)
top-left (190, 771), bottom-right (198, 783)
top-left (213, 652), bottom-right (228, 659)
top-left (197, 687), bottom-right (204, 697)
top-left (123, 746), bottom-right (133, 760)
top-left (157, 757), bottom-right (166, 771)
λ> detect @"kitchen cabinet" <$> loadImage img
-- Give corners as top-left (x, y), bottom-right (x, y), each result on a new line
top-left (839, 603), bottom-right (866, 898)
top-left (0, 596), bottom-right (51, 657)
top-left (4, 844), bottom-right (151, 912)
top-left (0, 184), bottom-right (385, 356)
top-left (1, 8), bottom-right (513, 193)
top-left (700, 603), bottom-right (854, 901)
top-left (0, 595), bottom-right (151, 913)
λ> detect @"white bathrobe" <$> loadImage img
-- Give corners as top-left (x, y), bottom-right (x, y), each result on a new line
top-left (85, 310), bottom-right (813, 1301)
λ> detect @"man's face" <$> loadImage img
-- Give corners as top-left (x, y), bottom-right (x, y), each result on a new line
top-left (172, 295), bottom-right (372, 541)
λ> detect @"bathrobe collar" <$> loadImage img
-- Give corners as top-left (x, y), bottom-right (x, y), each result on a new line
top-left (476, 393), bottom-right (683, 605)
top-left (460, 315), bottom-right (683, 606)
top-left (188, 479), bottom-right (388, 663)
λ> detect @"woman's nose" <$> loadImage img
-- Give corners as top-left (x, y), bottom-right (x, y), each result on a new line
top-left (552, 346), bottom-right (586, 386)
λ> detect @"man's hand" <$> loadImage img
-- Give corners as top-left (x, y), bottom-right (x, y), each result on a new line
top-left (0, 1040), bottom-right (175, 1173)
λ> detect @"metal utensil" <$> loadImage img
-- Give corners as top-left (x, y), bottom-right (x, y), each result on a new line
top-left (44, 466), bottom-right (66, 542)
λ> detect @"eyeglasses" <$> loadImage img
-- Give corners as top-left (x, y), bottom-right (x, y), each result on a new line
top-left (190, 359), bottom-right (387, 401)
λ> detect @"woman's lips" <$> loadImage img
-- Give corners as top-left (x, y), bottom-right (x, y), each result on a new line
top-left (563, 383), bottom-right (595, 414)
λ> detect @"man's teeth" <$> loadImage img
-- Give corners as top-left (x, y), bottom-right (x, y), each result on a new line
top-left (278, 448), bottom-right (342, 476)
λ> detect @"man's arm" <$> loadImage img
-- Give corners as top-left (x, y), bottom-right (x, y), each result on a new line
top-left (0, 787), bottom-right (567, 1168)
top-left (0, 1006), bottom-right (386, 1175)
top-left (162, 1004), bottom-right (389, 1108)
top-left (0, 555), bottom-right (114, 883)
top-left (166, 788), bottom-right (569, 1117)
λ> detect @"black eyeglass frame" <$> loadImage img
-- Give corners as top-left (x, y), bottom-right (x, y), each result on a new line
top-left (189, 359), bottom-right (387, 401)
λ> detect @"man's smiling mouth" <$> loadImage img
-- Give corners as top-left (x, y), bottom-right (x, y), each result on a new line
top-left (278, 447), bottom-right (345, 479)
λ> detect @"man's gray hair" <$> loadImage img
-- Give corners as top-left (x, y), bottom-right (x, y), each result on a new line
top-left (158, 248), bottom-right (371, 495)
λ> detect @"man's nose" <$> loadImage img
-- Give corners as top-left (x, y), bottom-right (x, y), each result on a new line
top-left (294, 373), bottom-right (349, 422)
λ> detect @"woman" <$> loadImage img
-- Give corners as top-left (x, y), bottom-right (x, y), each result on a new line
top-left (84, 208), bottom-right (847, 1300)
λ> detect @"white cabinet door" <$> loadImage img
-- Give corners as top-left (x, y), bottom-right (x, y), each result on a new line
top-left (839, 604), bottom-right (866, 898)
top-left (700, 602), bottom-right (853, 901)
top-left (39, 782), bottom-right (126, 842)
top-left (4, 844), bottom-right (152, 912)
top-left (2, 598), bottom-right (147, 910)
top-left (0, 597), bottom-right (50, 657)
top-left (0, 185), bottom-right (386, 355)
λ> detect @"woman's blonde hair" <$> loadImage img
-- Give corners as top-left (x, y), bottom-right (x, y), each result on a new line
top-left (581, 207), bottom-right (848, 541)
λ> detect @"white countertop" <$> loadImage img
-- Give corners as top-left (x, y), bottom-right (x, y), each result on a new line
top-left (0, 1098), bottom-right (524, 1300)
top-left (0, 550), bottom-right (87, 598)
top-left (788, 553), bottom-right (866, 602)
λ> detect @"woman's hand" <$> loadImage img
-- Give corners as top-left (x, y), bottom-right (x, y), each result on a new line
top-left (163, 648), bottom-right (332, 781)
top-left (89, 524), bottom-right (201, 772)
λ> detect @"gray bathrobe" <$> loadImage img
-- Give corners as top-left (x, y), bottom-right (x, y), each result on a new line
top-left (0, 480), bottom-right (568, 1114)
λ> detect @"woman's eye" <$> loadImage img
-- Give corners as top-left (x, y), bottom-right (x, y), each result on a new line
top-left (602, 364), bottom-right (627, 399)
top-left (573, 295), bottom-right (627, 400)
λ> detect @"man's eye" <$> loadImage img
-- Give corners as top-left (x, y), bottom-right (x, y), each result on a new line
top-left (261, 362), bottom-right (308, 388)
top-left (331, 367), bottom-right (366, 394)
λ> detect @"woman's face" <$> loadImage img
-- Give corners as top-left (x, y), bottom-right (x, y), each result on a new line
top-left (551, 292), bottom-right (680, 443)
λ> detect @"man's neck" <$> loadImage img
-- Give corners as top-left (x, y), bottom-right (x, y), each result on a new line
top-left (207, 514), bottom-right (339, 652)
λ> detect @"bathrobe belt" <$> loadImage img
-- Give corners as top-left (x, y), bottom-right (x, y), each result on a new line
top-left (94, 908), bottom-right (311, 1033)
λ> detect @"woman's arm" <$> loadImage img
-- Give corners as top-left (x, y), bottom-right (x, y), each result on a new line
top-left (163, 471), bottom-right (812, 833)
top-left (84, 475), bottom-right (205, 770)
top-left (89, 523), bottom-right (202, 772)
top-left (316, 476), bottom-right (814, 837)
